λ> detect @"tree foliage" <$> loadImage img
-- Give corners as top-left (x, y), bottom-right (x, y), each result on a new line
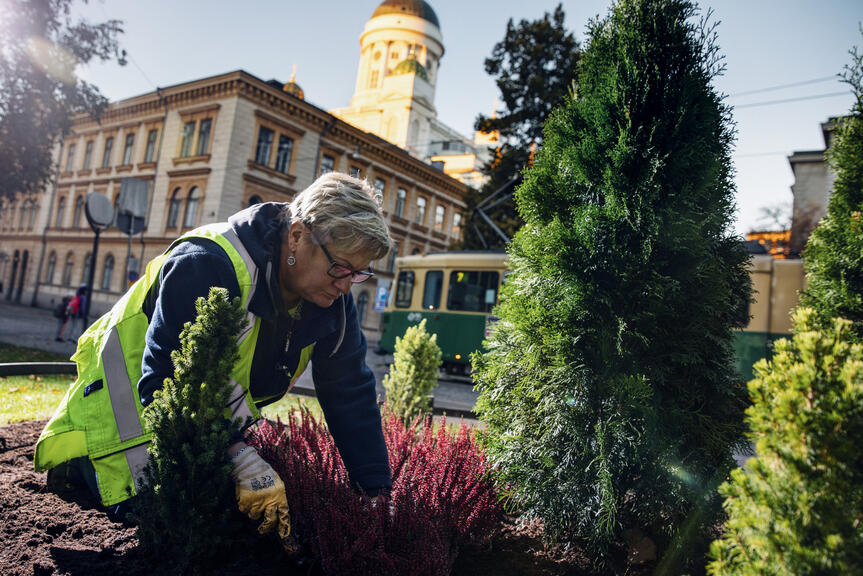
top-left (800, 40), bottom-right (863, 341)
top-left (382, 318), bottom-right (442, 421)
top-left (708, 308), bottom-right (863, 575)
top-left (0, 0), bottom-right (124, 201)
top-left (473, 0), bottom-right (750, 571)
top-left (135, 287), bottom-right (249, 572)
top-left (459, 4), bottom-right (579, 250)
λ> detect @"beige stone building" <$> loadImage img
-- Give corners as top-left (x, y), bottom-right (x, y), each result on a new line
top-left (0, 69), bottom-right (468, 337)
top-left (788, 118), bottom-right (837, 253)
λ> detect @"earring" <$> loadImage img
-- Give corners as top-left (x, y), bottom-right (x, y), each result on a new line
top-left (286, 254), bottom-right (296, 266)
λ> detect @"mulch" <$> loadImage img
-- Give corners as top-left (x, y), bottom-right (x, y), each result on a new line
top-left (1, 420), bottom-right (593, 576)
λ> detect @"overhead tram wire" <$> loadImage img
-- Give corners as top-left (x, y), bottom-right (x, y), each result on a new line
top-left (733, 91), bottom-right (849, 109)
top-left (728, 75), bottom-right (838, 98)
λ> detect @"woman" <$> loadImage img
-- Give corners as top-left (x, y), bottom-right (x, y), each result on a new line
top-left (35, 173), bottom-right (392, 545)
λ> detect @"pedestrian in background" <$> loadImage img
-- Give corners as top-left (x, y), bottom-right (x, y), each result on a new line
top-left (66, 285), bottom-right (88, 342)
top-left (53, 293), bottom-right (74, 342)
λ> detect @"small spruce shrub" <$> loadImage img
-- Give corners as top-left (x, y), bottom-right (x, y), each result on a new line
top-left (135, 287), bottom-right (249, 571)
top-left (708, 308), bottom-right (863, 575)
top-left (250, 409), bottom-right (501, 576)
top-left (800, 42), bottom-right (863, 341)
top-left (382, 318), bottom-right (442, 420)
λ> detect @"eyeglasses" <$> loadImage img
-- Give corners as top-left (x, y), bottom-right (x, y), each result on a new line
top-left (307, 224), bottom-right (375, 283)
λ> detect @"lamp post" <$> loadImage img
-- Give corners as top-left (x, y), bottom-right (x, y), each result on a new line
top-left (83, 192), bottom-right (114, 325)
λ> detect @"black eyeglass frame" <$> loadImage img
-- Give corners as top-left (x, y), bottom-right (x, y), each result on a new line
top-left (306, 224), bottom-right (375, 284)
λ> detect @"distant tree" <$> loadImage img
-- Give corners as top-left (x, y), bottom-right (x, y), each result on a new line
top-left (474, 0), bottom-right (750, 572)
top-left (382, 318), bottom-right (442, 421)
top-left (800, 40), bottom-right (863, 341)
top-left (752, 202), bottom-right (792, 232)
top-left (459, 4), bottom-right (579, 249)
top-left (0, 0), bottom-right (124, 201)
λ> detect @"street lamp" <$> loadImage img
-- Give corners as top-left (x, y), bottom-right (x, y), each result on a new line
top-left (83, 192), bottom-right (113, 325)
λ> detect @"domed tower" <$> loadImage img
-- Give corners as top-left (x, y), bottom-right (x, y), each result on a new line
top-left (330, 0), bottom-right (444, 156)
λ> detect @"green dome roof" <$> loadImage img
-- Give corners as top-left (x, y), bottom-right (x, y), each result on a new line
top-left (392, 57), bottom-right (428, 80)
top-left (372, 0), bottom-right (440, 28)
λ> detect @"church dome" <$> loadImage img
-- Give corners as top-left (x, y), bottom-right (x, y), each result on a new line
top-left (392, 57), bottom-right (428, 80)
top-left (371, 0), bottom-right (440, 29)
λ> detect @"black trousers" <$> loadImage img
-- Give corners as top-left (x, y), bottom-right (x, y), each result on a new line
top-left (46, 457), bottom-right (137, 525)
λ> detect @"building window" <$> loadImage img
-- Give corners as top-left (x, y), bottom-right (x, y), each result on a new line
top-left (374, 177), bottom-right (386, 207)
top-left (180, 121), bottom-right (196, 158)
top-left (81, 252), bottom-right (92, 284)
top-left (395, 188), bottom-right (406, 218)
top-left (55, 197), bottom-right (66, 228)
top-left (196, 118), bottom-right (212, 156)
top-left (73, 195), bottom-right (84, 228)
top-left (448, 270), bottom-right (500, 313)
top-left (387, 242), bottom-right (398, 273)
top-left (274, 135), bottom-right (293, 174)
top-left (255, 127), bottom-right (274, 166)
top-left (62, 252), bottom-right (74, 286)
top-left (83, 141), bottom-right (93, 169)
top-left (357, 291), bottom-right (369, 326)
top-left (167, 187), bottom-right (181, 228)
top-left (28, 201), bottom-right (37, 229)
top-left (415, 196), bottom-right (427, 225)
top-left (183, 186), bottom-right (199, 228)
top-left (45, 251), bottom-right (57, 284)
top-left (101, 137), bottom-right (114, 168)
top-left (101, 254), bottom-right (114, 291)
top-left (248, 194), bottom-right (263, 207)
top-left (452, 212), bottom-right (462, 237)
top-left (320, 154), bottom-right (335, 175)
top-left (368, 69), bottom-right (379, 89)
top-left (19, 200), bottom-right (28, 229)
top-left (65, 143), bottom-right (76, 171)
top-left (349, 166), bottom-right (362, 179)
top-left (434, 205), bottom-right (445, 231)
top-left (144, 129), bottom-right (158, 163)
top-left (422, 270), bottom-right (443, 310)
top-left (120, 133), bottom-right (134, 165)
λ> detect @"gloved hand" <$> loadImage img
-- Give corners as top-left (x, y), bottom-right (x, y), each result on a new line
top-left (230, 446), bottom-right (291, 544)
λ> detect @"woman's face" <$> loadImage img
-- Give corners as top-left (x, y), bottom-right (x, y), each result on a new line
top-left (280, 221), bottom-right (373, 309)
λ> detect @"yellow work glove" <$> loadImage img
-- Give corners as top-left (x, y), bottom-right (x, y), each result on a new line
top-left (230, 446), bottom-right (291, 543)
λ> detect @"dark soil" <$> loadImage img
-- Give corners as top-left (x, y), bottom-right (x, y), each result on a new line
top-left (1, 420), bottom-right (594, 575)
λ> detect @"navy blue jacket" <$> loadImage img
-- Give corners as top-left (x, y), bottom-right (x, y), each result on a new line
top-left (138, 202), bottom-right (391, 495)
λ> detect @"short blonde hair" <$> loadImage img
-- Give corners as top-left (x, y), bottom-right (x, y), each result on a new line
top-left (286, 172), bottom-right (392, 260)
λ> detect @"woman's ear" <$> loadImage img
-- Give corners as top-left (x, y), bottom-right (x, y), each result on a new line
top-left (287, 220), bottom-right (304, 252)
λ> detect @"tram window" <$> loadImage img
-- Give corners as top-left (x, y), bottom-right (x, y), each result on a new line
top-left (447, 270), bottom-right (500, 313)
top-left (395, 270), bottom-right (415, 308)
top-left (422, 270), bottom-right (443, 310)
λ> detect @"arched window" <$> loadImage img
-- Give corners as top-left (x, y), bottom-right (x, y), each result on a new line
top-left (357, 291), bottom-right (369, 327)
top-left (62, 252), bottom-right (74, 286)
top-left (167, 187), bottom-right (182, 228)
top-left (101, 254), bottom-right (114, 291)
top-left (45, 251), bottom-right (57, 284)
top-left (183, 186), bottom-right (199, 228)
top-left (73, 195), bottom-right (84, 228)
top-left (248, 194), bottom-right (263, 207)
top-left (55, 197), bottom-right (66, 228)
top-left (81, 251), bottom-right (92, 284)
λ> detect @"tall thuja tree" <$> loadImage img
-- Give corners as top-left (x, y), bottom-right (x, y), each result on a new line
top-left (474, 0), bottom-right (750, 571)
top-left (799, 41), bottom-right (863, 341)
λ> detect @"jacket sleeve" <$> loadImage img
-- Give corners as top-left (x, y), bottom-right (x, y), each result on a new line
top-left (312, 293), bottom-right (391, 496)
top-left (138, 240), bottom-right (242, 407)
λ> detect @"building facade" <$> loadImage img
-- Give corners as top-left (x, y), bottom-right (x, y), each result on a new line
top-left (0, 69), bottom-right (468, 338)
top-left (788, 118), bottom-right (837, 253)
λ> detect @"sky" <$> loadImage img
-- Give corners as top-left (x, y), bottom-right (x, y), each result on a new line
top-left (71, 0), bottom-right (862, 235)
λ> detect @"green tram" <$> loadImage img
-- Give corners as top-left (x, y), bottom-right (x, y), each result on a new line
top-left (379, 251), bottom-right (805, 381)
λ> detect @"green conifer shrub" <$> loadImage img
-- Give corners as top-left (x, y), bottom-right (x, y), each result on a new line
top-left (708, 308), bottom-right (863, 575)
top-left (800, 44), bottom-right (863, 341)
top-left (135, 287), bottom-right (250, 571)
top-left (473, 0), bottom-right (750, 571)
top-left (383, 319), bottom-right (442, 420)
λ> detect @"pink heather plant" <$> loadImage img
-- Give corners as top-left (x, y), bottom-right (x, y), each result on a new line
top-left (250, 408), bottom-right (502, 576)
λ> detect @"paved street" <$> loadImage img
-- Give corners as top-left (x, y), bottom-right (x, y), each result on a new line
top-left (0, 299), bottom-right (480, 418)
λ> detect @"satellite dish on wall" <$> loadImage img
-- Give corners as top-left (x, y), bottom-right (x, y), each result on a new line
top-left (85, 193), bottom-right (113, 231)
